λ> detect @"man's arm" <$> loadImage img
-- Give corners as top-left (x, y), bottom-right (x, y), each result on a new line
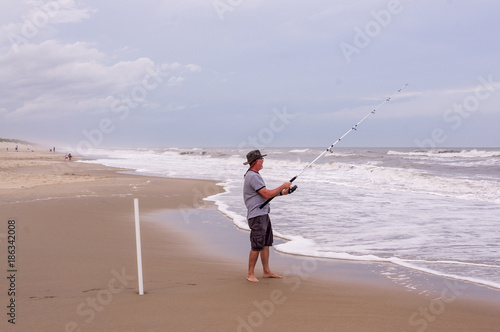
top-left (257, 182), bottom-right (292, 200)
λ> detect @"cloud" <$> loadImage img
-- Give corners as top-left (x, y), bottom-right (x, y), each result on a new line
top-left (5, 95), bottom-right (117, 120)
top-left (45, 0), bottom-right (94, 24)
top-left (0, 1), bottom-right (498, 147)
top-left (186, 64), bottom-right (202, 73)
top-left (0, 40), bottom-right (201, 120)
top-left (0, 0), bottom-right (94, 50)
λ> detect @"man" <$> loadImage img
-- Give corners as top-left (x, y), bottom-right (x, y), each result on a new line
top-left (243, 150), bottom-right (292, 283)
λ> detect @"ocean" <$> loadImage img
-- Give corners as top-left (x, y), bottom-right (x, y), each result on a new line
top-left (79, 147), bottom-right (500, 290)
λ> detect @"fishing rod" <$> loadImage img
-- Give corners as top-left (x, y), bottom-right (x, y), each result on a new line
top-left (259, 83), bottom-right (409, 209)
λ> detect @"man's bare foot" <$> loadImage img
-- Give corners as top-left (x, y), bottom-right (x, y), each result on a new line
top-left (247, 275), bottom-right (259, 283)
top-left (263, 272), bottom-right (283, 279)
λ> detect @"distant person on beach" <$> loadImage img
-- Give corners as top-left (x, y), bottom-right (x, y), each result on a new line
top-left (243, 150), bottom-right (292, 283)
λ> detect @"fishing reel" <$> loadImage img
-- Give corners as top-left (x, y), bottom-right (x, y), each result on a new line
top-left (288, 185), bottom-right (298, 194)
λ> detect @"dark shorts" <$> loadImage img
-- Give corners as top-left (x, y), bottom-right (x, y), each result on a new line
top-left (248, 214), bottom-right (273, 251)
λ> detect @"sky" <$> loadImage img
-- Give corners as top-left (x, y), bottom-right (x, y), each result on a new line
top-left (0, 0), bottom-right (499, 151)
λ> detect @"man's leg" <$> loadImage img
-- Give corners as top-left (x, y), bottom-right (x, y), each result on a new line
top-left (261, 246), bottom-right (283, 279)
top-left (247, 250), bottom-right (260, 282)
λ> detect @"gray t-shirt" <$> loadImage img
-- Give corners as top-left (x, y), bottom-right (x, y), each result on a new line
top-left (243, 170), bottom-right (271, 219)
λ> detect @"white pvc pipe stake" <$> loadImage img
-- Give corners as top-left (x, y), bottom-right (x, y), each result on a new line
top-left (134, 198), bottom-right (144, 295)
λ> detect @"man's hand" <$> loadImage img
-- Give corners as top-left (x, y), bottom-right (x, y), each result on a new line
top-left (257, 182), bottom-right (294, 200)
top-left (279, 182), bottom-right (293, 196)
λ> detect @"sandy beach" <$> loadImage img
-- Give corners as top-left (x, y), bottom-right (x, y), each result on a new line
top-left (1, 145), bottom-right (500, 332)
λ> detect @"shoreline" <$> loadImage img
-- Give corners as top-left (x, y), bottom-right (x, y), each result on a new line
top-left (1, 149), bottom-right (500, 331)
top-left (135, 160), bottom-right (500, 296)
top-left (75, 145), bottom-right (500, 293)
top-left (148, 208), bottom-right (500, 304)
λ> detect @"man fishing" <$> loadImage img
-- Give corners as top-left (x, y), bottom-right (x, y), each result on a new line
top-left (243, 150), bottom-right (292, 283)
top-left (241, 85), bottom-right (407, 282)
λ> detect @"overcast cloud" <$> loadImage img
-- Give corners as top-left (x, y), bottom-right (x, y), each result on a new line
top-left (1, 0), bottom-right (499, 150)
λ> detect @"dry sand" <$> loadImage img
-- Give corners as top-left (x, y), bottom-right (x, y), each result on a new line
top-left (1, 148), bottom-right (499, 331)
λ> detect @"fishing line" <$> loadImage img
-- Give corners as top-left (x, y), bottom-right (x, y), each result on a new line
top-left (260, 83), bottom-right (409, 209)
